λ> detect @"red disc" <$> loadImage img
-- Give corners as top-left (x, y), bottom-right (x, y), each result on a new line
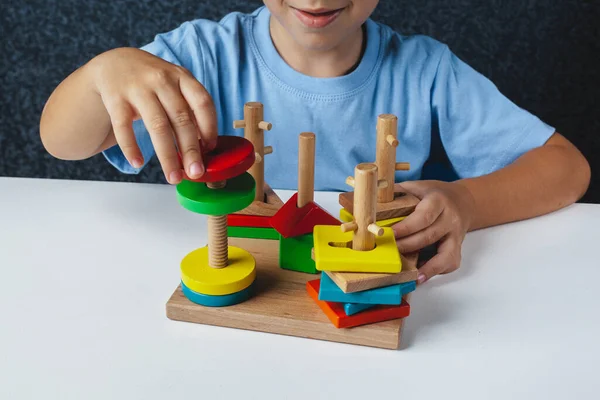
top-left (181, 136), bottom-right (255, 183)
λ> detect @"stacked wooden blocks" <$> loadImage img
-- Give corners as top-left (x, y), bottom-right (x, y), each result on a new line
top-left (307, 114), bottom-right (421, 329)
top-left (176, 135), bottom-right (259, 307)
top-left (308, 162), bottom-right (417, 328)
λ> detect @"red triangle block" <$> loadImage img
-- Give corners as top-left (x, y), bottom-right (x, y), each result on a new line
top-left (306, 279), bottom-right (410, 328)
top-left (270, 193), bottom-right (340, 238)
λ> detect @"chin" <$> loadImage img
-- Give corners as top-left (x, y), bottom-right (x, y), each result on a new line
top-left (294, 32), bottom-right (343, 52)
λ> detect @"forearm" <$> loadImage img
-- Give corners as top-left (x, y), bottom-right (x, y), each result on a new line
top-left (455, 132), bottom-right (591, 231)
top-left (40, 55), bottom-right (114, 160)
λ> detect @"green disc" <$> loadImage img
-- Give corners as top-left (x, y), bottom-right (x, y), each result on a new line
top-left (176, 172), bottom-right (256, 215)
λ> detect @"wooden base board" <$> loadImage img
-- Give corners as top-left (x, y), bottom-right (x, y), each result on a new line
top-left (339, 190), bottom-right (419, 220)
top-left (166, 237), bottom-right (406, 350)
top-left (325, 252), bottom-right (419, 293)
top-left (237, 183), bottom-right (284, 217)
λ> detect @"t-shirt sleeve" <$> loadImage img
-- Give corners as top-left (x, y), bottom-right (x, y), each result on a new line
top-left (430, 45), bottom-right (555, 179)
top-left (102, 22), bottom-right (204, 174)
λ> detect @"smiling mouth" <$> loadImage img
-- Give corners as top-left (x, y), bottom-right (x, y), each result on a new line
top-left (291, 6), bottom-right (345, 28)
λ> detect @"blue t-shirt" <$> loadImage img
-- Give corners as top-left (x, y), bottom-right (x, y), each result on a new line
top-left (103, 6), bottom-right (555, 191)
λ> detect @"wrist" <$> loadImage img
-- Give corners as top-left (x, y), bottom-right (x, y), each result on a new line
top-left (451, 179), bottom-right (478, 232)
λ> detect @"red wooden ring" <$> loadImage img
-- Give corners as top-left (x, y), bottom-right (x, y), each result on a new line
top-left (181, 136), bottom-right (255, 183)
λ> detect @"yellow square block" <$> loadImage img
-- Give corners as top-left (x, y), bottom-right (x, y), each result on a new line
top-left (313, 225), bottom-right (402, 273)
top-left (339, 208), bottom-right (406, 227)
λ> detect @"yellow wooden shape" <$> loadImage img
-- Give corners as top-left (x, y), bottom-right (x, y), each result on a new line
top-left (181, 246), bottom-right (256, 295)
top-left (339, 208), bottom-right (405, 227)
top-left (313, 225), bottom-right (402, 273)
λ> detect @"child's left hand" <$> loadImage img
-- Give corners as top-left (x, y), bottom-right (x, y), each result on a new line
top-left (392, 180), bottom-right (475, 284)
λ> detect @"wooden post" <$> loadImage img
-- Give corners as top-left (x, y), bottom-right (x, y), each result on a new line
top-left (375, 114), bottom-right (398, 203)
top-left (206, 181), bottom-right (228, 268)
top-left (233, 102), bottom-right (272, 202)
top-left (297, 132), bottom-right (315, 208)
top-left (350, 163), bottom-right (383, 251)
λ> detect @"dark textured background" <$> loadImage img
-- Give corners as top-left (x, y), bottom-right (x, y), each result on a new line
top-left (1, 0), bottom-right (599, 202)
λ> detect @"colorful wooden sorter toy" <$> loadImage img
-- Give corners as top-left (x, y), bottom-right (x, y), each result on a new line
top-left (166, 104), bottom-right (420, 350)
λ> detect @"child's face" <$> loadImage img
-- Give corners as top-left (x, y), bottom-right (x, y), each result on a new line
top-left (263, 1), bottom-right (379, 51)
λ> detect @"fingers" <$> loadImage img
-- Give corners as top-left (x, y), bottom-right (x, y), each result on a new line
top-left (393, 194), bottom-right (443, 238)
top-left (104, 97), bottom-right (144, 168)
top-left (133, 91), bottom-right (183, 184)
top-left (155, 85), bottom-right (205, 180)
top-left (394, 180), bottom-right (436, 199)
top-left (179, 73), bottom-right (218, 152)
top-left (416, 234), bottom-right (462, 284)
top-left (396, 219), bottom-right (446, 253)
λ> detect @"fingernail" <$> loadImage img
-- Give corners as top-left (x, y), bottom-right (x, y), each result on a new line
top-left (417, 274), bottom-right (427, 284)
top-left (131, 157), bottom-right (143, 169)
top-left (189, 162), bottom-right (204, 177)
top-left (169, 170), bottom-right (183, 184)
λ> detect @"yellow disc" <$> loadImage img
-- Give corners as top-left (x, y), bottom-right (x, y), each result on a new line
top-left (180, 246), bottom-right (256, 295)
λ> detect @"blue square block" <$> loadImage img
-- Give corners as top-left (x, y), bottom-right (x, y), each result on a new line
top-left (343, 302), bottom-right (376, 315)
top-left (318, 273), bottom-right (416, 305)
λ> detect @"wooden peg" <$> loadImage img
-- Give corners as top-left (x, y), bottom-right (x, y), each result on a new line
top-left (367, 223), bottom-right (384, 236)
top-left (258, 121), bottom-right (272, 131)
top-left (341, 221), bottom-right (358, 233)
top-left (297, 132), bottom-right (315, 208)
top-left (233, 102), bottom-right (273, 202)
top-left (377, 180), bottom-right (388, 189)
top-left (345, 176), bottom-right (355, 188)
top-left (352, 163), bottom-right (378, 251)
top-left (254, 153), bottom-right (262, 165)
top-left (375, 114), bottom-right (398, 203)
top-left (264, 146), bottom-right (273, 155)
top-left (395, 162), bottom-right (410, 171)
top-left (386, 135), bottom-right (399, 147)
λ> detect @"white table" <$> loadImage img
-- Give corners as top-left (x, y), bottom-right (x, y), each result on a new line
top-left (1, 176), bottom-right (599, 399)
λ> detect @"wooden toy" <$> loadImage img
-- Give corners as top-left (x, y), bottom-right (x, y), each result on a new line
top-left (339, 208), bottom-right (405, 228)
top-left (343, 292), bottom-right (415, 316)
top-left (227, 226), bottom-right (280, 240)
top-left (175, 135), bottom-right (258, 307)
top-left (280, 233), bottom-right (317, 274)
top-left (167, 237), bottom-right (409, 349)
top-left (270, 132), bottom-right (339, 238)
top-left (325, 252), bottom-right (419, 293)
top-left (343, 302), bottom-right (376, 316)
top-left (181, 281), bottom-right (256, 307)
top-left (306, 279), bottom-right (411, 329)
top-left (313, 163), bottom-right (402, 273)
top-left (166, 108), bottom-right (419, 350)
top-left (339, 114), bottom-right (420, 221)
top-left (232, 102), bottom-right (284, 217)
top-left (318, 273), bottom-right (416, 305)
top-left (226, 214), bottom-right (272, 228)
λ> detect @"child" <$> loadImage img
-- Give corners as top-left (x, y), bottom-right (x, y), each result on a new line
top-left (39, 1), bottom-right (590, 284)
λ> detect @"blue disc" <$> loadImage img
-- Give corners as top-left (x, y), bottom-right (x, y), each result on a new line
top-left (181, 279), bottom-right (255, 307)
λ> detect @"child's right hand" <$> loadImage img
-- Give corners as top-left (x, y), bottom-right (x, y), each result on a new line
top-left (91, 47), bottom-right (217, 184)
